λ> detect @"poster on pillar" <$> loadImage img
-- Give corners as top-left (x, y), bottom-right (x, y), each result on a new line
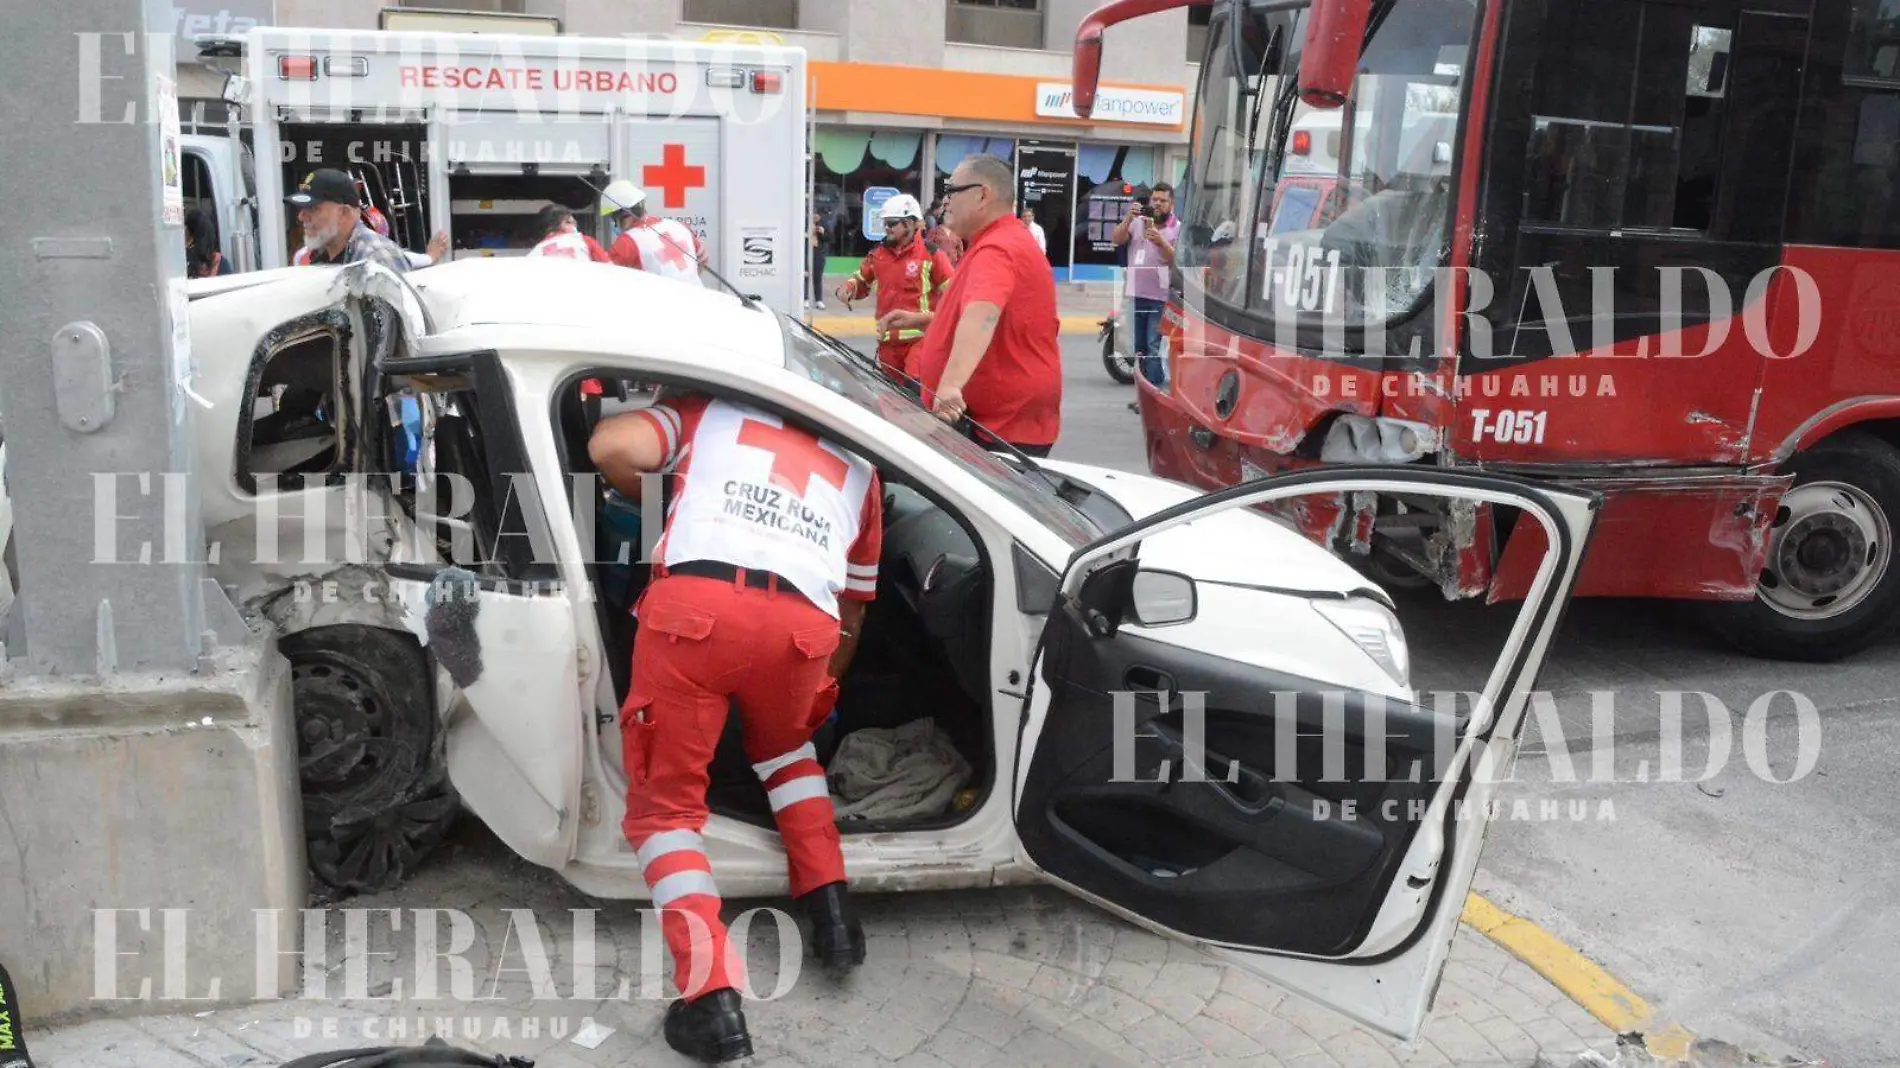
top-left (1015, 141), bottom-right (1074, 270)
top-left (621, 121), bottom-right (720, 271)
top-left (157, 74), bottom-right (184, 227)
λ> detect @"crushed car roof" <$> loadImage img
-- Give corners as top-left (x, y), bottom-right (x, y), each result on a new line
top-left (189, 257), bottom-right (788, 366)
top-left (406, 257), bottom-right (787, 361)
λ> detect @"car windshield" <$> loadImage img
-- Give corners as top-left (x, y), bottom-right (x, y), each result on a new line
top-left (779, 316), bottom-right (1103, 549)
top-left (1182, 0), bottom-right (1476, 324)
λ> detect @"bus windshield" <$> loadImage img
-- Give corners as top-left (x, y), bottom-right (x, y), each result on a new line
top-left (1180, 0), bottom-right (1478, 330)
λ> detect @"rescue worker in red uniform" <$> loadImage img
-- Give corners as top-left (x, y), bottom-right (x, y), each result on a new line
top-left (833, 194), bottom-right (955, 381)
top-left (589, 391), bottom-right (882, 1064)
top-left (525, 203), bottom-right (613, 417)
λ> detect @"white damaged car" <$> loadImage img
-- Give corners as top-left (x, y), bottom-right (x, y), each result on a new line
top-left (161, 258), bottom-right (1597, 1041)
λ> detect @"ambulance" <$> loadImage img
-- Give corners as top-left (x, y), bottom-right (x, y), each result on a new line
top-left (186, 25), bottom-right (810, 313)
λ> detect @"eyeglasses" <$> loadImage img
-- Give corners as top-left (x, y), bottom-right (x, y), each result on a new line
top-left (941, 182), bottom-right (983, 198)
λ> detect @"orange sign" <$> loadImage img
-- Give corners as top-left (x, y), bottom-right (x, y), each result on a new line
top-left (808, 61), bottom-right (1187, 131)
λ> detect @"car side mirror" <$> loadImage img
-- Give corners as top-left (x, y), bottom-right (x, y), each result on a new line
top-left (1129, 569), bottom-right (1196, 626)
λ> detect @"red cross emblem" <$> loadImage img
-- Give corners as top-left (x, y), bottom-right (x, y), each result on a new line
top-left (644, 143), bottom-right (706, 210)
top-left (651, 225), bottom-right (692, 271)
top-left (737, 418), bottom-right (849, 496)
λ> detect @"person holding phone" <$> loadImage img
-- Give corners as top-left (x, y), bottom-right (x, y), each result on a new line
top-left (1111, 183), bottom-right (1179, 396)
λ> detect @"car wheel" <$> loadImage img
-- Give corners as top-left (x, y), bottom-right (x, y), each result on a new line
top-left (278, 624), bottom-right (460, 894)
top-left (1705, 431), bottom-right (1900, 661)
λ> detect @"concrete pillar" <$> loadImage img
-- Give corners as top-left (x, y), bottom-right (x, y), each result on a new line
top-left (0, 0), bottom-right (305, 1025)
top-left (0, 0), bottom-right (209, 675)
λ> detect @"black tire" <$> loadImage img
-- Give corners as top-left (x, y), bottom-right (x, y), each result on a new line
top-left (1102, 324), bottom-right (1136, 384)
top-left (1704, 431), bottom-right (1900, 661)
top-left (278, 624), bottom-right (460, 894)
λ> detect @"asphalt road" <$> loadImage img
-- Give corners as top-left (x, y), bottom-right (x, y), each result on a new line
top-left (1003, 334), bottom-right (1900, 1068)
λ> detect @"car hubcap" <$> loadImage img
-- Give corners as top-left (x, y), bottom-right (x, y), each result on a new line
top-left (1758, 480), bottom-right (1891, 619)
top-left (292, 658), bottom-right (392, 795)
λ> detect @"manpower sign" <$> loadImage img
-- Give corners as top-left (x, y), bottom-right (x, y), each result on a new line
top-left (1034, 83), bottom-right (1185, 126)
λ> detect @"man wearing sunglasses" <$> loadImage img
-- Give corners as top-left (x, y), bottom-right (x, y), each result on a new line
top-left (880, 154), bottom-right (1062, 456)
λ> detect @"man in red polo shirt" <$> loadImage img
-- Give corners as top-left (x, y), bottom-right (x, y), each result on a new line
top-left (879, 154), bottom-right (1062, 456)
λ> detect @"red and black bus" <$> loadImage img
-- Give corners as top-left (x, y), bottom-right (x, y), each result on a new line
top-left (1074, 0), bottom-right (1900, 660)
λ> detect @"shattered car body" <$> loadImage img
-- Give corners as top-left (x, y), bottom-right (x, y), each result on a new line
top-left (154, 258), bottom-right (1599, 1041)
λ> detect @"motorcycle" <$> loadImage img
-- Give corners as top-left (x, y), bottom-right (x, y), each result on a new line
top-left (1100, 314), bottom-right (1136, 384)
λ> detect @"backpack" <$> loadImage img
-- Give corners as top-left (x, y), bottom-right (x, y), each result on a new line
top-left (0, 962), bottom-right (33, 1068)
top-left (280, 1039), bottom-right (534, 1067)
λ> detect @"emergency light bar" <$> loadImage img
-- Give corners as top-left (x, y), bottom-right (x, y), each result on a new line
top-left (706, 68), bottom-right (783, 93)
top-left (278, 55), bottom-right (317, 80)
top-left (1293, 130), bottom-right (1312, 154)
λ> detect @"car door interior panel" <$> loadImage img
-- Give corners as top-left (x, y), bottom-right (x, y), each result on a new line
top-left (1017, 598), bottom-right (1459, 958)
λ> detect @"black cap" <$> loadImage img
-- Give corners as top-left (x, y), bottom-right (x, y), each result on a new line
top-left (286, 168), bottom-right (358, 209)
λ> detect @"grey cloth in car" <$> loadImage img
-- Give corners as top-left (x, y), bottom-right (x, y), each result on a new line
top-left (827, 718), bottom-right (971, 821)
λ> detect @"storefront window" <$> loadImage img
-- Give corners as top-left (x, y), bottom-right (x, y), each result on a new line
top-left (1074, 142), bottom-right (1159, 278)
top-left (932, 134), bottom-right (1017, 214)
top-left (813, 127), bottom-right (926, 263)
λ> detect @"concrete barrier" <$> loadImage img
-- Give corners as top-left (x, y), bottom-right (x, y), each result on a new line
top-left (0, 639), bottom-right (305, 1023)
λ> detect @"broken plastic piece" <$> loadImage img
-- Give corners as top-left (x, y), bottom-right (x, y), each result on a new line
top-left (570, 1018), bottom-right (614, 1049)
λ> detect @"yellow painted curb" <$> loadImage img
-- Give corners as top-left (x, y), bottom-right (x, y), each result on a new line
top-left (805, 314), bottom-right (1102, 337)
top-left (1463, 893), bottom-right (1698, 1060)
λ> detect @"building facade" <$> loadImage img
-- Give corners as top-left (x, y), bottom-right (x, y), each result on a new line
top-left (172, 0), bottom-right (1201, 283)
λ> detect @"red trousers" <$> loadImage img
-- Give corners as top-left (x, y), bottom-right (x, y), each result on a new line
top-left (619, 571), bottom-right (847, 1000)
top-left (878, 337), bottom-right (918, 382)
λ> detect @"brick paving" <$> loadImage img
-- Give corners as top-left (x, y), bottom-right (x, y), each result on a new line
top-left (29, 835), bottom-right (1618, 1068)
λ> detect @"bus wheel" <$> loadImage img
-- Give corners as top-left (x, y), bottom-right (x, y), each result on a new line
top-left (279, 625), bottom-right (461, 895)
top-left (1707, 432), bottom-right (1900, 661)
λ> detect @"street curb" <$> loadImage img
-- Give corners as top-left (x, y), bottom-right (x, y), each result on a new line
top-left (1462, 892), bottom-right (1703, 1063)
top-left (804, 314), bottom-right (1103, 337)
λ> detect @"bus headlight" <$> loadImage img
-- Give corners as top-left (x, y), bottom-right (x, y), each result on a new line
top-left (1319, 415), bottom-right (1437, 464)
top-left (1313, 595), bottom-right (1411, 689)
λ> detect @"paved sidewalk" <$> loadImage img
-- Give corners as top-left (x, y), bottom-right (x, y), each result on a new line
top-left (30, 833), bottom-right (1619, 1068)
top-left (805, 281), bottom-right (1115, 337)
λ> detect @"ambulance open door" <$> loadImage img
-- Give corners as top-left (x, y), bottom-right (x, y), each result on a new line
top-left (442, 111), bottom-right (613, 259)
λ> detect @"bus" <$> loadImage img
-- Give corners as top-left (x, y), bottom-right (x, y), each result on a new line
top-left (1073, 0), bottom-right (1900, 661)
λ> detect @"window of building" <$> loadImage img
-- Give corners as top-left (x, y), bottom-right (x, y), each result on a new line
top-left (390, 0), bottom-right (526, 11)
top-left (812, 127), bottom-right (927, 263)
top-left (946, 0), bottom-right (1043, 49)
top-left (1075, 143), bottom-right (1160, 272)
top-left (1188, 4), bottom-right (1212, 63)
top-left (684, 0), bottom-right (797, 29)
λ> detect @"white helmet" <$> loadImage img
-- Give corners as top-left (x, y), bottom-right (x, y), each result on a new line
top-left (879, 194), bottom-right (924, 223)
top-left (599, 179), bottom-right (647, 215)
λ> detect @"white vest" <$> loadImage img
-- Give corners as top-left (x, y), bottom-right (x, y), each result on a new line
top-left (528, 230), bottom-right (593, 259)
top-left (657, 399), bottom-right (876, 618)
top-left (622, 219), bottom-right (704, 286)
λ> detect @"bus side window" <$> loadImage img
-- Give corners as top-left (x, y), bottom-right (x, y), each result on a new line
top-left (1521, 0), bottom-right (1720, 234)
top-left (1786, 0), bottom-right (1900, 249)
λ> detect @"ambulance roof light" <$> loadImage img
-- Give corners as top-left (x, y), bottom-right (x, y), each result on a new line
top-left (278, 55), bottom-right (318, 80)
top-left (751, 70), bottom-right (782, 93)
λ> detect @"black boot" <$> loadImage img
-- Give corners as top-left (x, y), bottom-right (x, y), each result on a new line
top-left (663, 987), bottom-right (753, 1063)
top-left (798, 881), bottom-right (865, 968)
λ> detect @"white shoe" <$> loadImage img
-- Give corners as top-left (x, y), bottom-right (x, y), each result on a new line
top-left (817, 301), bottom-right (827, 309)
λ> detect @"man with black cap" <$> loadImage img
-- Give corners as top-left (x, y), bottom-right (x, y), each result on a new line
top-left (286, 167), bottom-right (422, 274)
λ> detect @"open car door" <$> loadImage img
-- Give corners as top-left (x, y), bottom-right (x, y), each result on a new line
top-left (1012, 467), bottom-right (1600, 1041)
top-left (377, 351), bottom-right (588, 872)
